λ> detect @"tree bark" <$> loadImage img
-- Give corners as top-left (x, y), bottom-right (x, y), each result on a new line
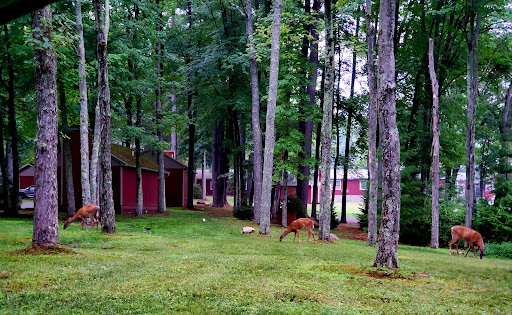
top-left (202, 151), bottom-right (207, 200)
top-left (465, 0), bottom-right (480, 229)
top-left (282, 161), bottom-right (288, 227)
top-left (428, 38), bottom-right (440, 249)
top-left (297, 0), bottom-right (319, 211)
top-left (74, 0), bottom-right (91, 207)
top-left (3, 24), bottom-right (19, 215)
top-left (341, 15), bottom-right (360, 225)
top-left (259, 0), bottom-right (283, 235)
top-left (94, 0), bottom-right (115, 233)
top-left (32, 5), bottom-right (59, 246)
top-left (374, 0), bottom-right (401, 269)
top-left (135, 97), bottom-right (143, 217)
top-left (212, 126), bottom-right (226, 207)
top-left (1, 25), bottom-right (13, 213)
top-left (366, 0), bottom-right (378, 246)
top-left (155, 0), bottom-right (166, 213)
top-left (311, 121), bottom-right (321, 219)
top-left (319, 0), bottom-right (335, 241)
top-left (171, 94), bottom-right (178, 156)
top-left (244, 0), bottom-right (263, 224)
top-left (58, 77), bottom-right (76, 216)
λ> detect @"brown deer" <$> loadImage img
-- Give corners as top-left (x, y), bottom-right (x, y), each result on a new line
top-left (279, 217), bottom-right (318, 244)
top-left (448, 225), bottom-right (486, 259)
top-left (63, 204), bottom-right (100, 230)
top-left (82, 216), bottom-right (100, 231)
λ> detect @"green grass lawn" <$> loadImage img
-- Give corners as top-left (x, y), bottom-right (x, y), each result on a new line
top-left (1, 208), bottom-right (511, 314)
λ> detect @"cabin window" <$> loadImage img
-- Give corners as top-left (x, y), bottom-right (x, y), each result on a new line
top-left (330, 180), bottom-right (341, 190)
top-left (360, 180), bottom-right (368, 190)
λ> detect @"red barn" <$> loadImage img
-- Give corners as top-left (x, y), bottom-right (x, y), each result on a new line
top-left (144, 151), bottom-right (188, 207)
top-left (19, 164), bottom-right (34, 189)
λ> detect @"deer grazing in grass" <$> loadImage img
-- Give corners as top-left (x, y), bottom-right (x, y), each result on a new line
top-left (63, 204), bottom-right (100, 230)
top-left (82, 216), bottom-right (100, 231)
top-left (448, 225), bottom-right (486, 259)
top-left (279, 217), bottom-right (318, 244)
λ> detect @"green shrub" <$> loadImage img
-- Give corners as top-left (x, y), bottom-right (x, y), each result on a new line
top-left (193, 184), bottom-right (202, 199)
top-left (286, 195), bottom-right (307, 219)
top-left (473, 201), bottom-right (512, 244)
top-left (233, 204), bottom-right (253, 221)
top-left (485, 242), bottom-right (512, 259)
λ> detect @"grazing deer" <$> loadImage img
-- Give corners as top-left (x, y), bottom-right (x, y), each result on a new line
top-left (63, 204), bottom-right (100, 230)
top-left (279, 217), bottom-right (318, 244)
top-left (448, 225), bottom-right (486, 259)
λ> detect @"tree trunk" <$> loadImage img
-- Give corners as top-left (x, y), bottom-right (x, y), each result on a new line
top-left (95, 0), bottom-right (115, 233)
top-left (374, 0), bottom-right (401, 269)
top-left (311, 121), bottom-right (321, 219)
top-left (465, 0), bottom-right (480, 229)
top-left (171, 94), bottom-right (178, 156)
top-left (297, 0), bottom-right (319, 211)
top-left (32, 5), bottom-right (59, 246)
top-left (331, 115), bottom-right (339, 211)
top-left (3, 24), bottom-right (19, 215)
top-left (366, 0), bottom-right (378, 246)
top-left (212, 126), bottom-right (226, 207)
top-left (319, 0), bottom-right (335, 241)
top-left (282, 161), bottom-right (288, 227)
top-left (135, 97), bottom-right (143, 217)
top-left (187, 92), bottom-right (195, 209)
top-left (155, 0), bottom-right (166, 213)
top-left (58, 77), bottom-right (76, 216)
top-left (0, 107), bottom-right (8, 209)
top-left (202, 151), bottom-right (207, 200)
top-left (428, 38), bottom-right (440, 249)
top-left (74, 0), bottom-right (91, 207)
top-left (244, 0), bottom-right (263, 224)
top-left (499, 78), bottom-right (512, 182)
top-left (341, 16), bottom-right (360, 225)
top-left (259, 0), bottom-right (283, 235)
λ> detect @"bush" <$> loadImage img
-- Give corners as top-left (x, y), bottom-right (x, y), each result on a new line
top-left (438, 200), bottom-right (465, 247)
top-left (473, 201), bottom-right (512, 244)
top-left (485, 242), bottom-right (512, 259)
top-left (285, 195), bottom-right (307, 219)
top-left (193, 184), bottom-right (202, 199)
top-left (233, 204), bottom-right (253, 221)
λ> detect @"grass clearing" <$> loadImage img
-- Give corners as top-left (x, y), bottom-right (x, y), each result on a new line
top-left (1, 207), bottom-right (511, 314)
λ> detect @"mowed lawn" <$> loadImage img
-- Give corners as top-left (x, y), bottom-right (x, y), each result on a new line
top-left (1, 207), bottom-right (511, 314)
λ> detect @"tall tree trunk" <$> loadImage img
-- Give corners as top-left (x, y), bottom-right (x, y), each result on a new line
top-left (311, 121), bottom-right (321, 219)
top-left (428, 38), bottom-right (440, 249)
top-left (374, 0), bottom-right (401, 269)
top-left (499, 78), bottom-right (512, 182)
top-left (171, 94), bottom-right (178, 156)
top-left (341, 15), bottom-right (360, 224)
top-left (366, 0), bottom-right (378, 246)
top-left (271, 179), bottom-right (281, 220)
top-left (212, 126), bottom-right (226, 207)
top-left (319, 0), bottom-right (335, 240)
top-left (244, 0), bottom-right (263, 224)
top-left (74, 0), bottom-right (91, 207)
top-left (331, 114), bottom-right (339, 211)
top-left (297, 0), bottom-right (320, 213)
top-left (259, 0), bottom-right (283, 235)
top-left (187, 92), bottom-right (195, 209)
top-left (297, 0), bottom-right (317, 211)
top-left (3, 24), bottom-right (19, 215)
top-left (202, 150), bottom-right (207, 200)
top-left (95, 0), bottom-right (115, 233)
top-left (155, 0), bottom-right (165, 213)
top-left (58, 77), bottom-right (76, 216)
top-left (32, 5), bottom-right (59, 246)
top-left (0, 108), bottom-right (8, 209)
top-left (135, 97), bottom-right (143, 217)
top-left (465, 0), bottom-right (480, 229)
top-left (282, 155), bottom-right (288, 227)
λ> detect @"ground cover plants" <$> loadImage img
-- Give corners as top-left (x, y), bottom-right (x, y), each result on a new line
top-left (1, 207), bottom-right (511, 314)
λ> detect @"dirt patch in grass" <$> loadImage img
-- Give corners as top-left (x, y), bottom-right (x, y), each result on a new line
top-left (332, 223), bottom-right (368, 241)
top-left (10, 245), bottom-right (77, 256)
top-left (321, 264), bottom-right (431, 280)
top-left (193, 204), bottom-right (233, 217)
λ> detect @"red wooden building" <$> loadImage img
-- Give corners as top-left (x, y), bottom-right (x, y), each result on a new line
top-left (144, 151), bottom-right (188, 207)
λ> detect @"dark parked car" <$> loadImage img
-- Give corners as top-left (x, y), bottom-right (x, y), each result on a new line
top-left (18, 185), bottom-right (35, 199)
